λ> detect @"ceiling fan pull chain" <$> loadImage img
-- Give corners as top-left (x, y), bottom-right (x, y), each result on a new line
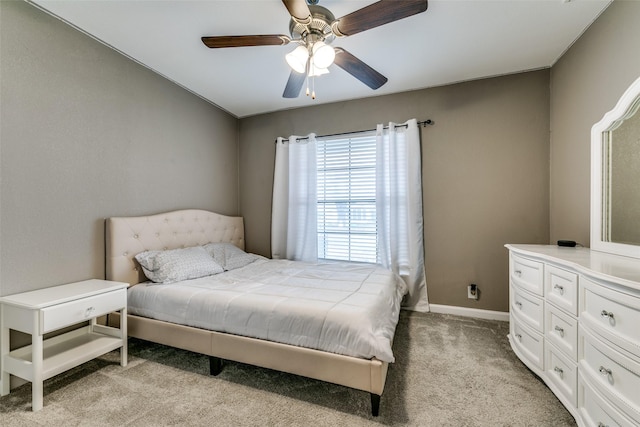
top-left (304, 60), bottom-right (311, 96)
top-left (312, 75), bottom-right (316, 99)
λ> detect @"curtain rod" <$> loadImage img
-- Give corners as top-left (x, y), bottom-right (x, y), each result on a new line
top-left (276, 119), bottom-right (433, 143)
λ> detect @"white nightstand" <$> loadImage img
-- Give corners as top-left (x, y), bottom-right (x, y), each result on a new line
top-left (0, 279), bottom-right (128, 411)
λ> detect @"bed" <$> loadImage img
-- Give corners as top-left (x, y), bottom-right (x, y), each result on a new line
top-left (105, 209), bottom-right (405, 416)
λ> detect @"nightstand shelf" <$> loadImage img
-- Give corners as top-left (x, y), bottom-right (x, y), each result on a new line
top-left (0, 279), bottom-right (128, 411)
top-left (4, 326), bottom-right (123, 382)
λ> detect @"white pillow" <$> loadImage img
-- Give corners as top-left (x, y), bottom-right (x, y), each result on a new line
top-left (135, 246), bottom-right (224, 284)
top-left (203, 242), bottom-right (263, 271)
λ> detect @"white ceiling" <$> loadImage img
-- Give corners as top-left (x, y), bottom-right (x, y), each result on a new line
top-left (29, 0), bottom-right (611, 118)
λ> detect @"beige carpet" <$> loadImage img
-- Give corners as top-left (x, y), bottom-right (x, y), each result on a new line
top-left (0, 312), bottom-right (576, 426)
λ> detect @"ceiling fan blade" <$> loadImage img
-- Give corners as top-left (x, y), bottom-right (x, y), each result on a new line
top-left (333, 0), bottom-right (428, 37)
top-left (333, 48), bottom-right (387, 90)
top-left (283, 71), bottom-right (306, 98)
top-left (201, 35), bottom-right (290, 48)
top-left (282, 0), bottom-right (312, 24)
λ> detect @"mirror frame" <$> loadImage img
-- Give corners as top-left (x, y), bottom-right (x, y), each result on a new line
top-left (591, 75), bottom-right (640, 258)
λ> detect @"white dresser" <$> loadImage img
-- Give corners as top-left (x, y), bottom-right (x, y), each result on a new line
top-left (0, 279), bottom-right (128, 411)
top-left (506, 244), bottom-right (640, 427)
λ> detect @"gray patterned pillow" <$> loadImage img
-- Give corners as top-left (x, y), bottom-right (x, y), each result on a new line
top-left (135, 246), bottom-right (224, 284)
top-left (203, 242), bottom-right (263, 271)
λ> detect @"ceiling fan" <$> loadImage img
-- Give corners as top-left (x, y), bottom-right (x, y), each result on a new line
top-left (201, 0), bottom-right (428, 99)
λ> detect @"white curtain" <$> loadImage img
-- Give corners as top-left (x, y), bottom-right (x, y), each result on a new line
top-left (376, 119), bottom-right (429, 312)
top-left (271, 134), bottom-right (318, 262)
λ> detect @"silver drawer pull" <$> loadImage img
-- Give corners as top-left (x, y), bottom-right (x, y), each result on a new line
top-left (598, 423), bottom-right (609, 427)
top-left (84, 306), bottom-right (95, 318)
top-left (515, 301), bottom-right (523, 308)
top-left (553, 284), bottom-right (564, 295)
top-left (514, 270), bottom-right (522, 277)
top-left (553, 366), bottom-right (564, 378)
top-left (600, 310), bottom-right (614, 320)
top-left (515, 333), bottom-right (522, 341)
top-left (554, 325), bottom-right (565, 337)
top-left (599, 366), bottom-right (612, 376)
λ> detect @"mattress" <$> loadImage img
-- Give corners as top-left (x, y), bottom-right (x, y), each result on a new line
top-left (127, 259), bottom-right (407, 362)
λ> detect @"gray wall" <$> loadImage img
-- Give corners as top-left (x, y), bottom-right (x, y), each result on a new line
top-left (0, 1), bottom-right (239, 296)
top-left (239, 71), bottom-right (550, 312)
top-left (550, 0), bottom-right (640, 245)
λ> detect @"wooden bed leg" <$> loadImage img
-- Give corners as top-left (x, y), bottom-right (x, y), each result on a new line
top-left (209, 356), bottom-right (222, 376)
top-left (370, 393), bottom-right (380, 417)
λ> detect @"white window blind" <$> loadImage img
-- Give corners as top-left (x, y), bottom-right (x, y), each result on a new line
top-left (316, 132), bottom-right (377, 263)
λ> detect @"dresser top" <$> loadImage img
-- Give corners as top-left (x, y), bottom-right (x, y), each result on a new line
top-left (506, 244), bottom-right (640, 291)
top-left (0, 279), bottom-right (128, 309)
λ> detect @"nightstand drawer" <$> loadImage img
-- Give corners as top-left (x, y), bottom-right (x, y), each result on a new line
top-left (511, 254), bottom-right (544, 296)
top-left (41, 289), bottom-right (126, 333)
top-left (511, 285), bottom-right (544, 332)
top-left (545, 265), bottom-right (578, 316)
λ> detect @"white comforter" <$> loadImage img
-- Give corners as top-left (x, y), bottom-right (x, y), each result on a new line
top-left (127, 259), bottom-right (407, 362)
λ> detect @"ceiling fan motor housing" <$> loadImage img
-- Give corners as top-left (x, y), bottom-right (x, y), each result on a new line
top-left (289, 5), bottom-right (336, 46)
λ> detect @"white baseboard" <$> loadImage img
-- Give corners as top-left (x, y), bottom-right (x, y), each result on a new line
top-left (428, 304), bottom-right (509, 322)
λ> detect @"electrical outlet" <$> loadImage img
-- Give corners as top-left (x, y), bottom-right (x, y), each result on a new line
top-left (468, 284), bottom-right (478, 300)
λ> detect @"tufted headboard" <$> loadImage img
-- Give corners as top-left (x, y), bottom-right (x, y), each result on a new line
top-left (106, 209), bottom-right (244, 286)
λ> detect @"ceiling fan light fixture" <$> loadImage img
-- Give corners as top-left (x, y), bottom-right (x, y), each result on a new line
top-left (311, 41), bottom-right (335, 68)
top-left (203, 0), bottom-right (429, 99)
top-left (286, 45), bottom-right (309, 73)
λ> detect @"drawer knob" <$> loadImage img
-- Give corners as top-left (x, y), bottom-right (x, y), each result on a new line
top-left (553, 366), bottom-right (564, 378)
top-left (554, 325), bottom-right (565, 337)
top-left (598, 423), bottom-right (609, 427)
top-left (514, 270), bottom-right (522, 277)
top-left (84, 306), bottom-right (95, 318)
top-left (600, 310), bottom-right (614, 320)
top-left (515, 333), bottom-right (522, 341)
top-left (599, 366), bottom-right (612, 377)
top-left (553, 284), bottom-right (564, 295)
top-left (515, 301), bottom-right (523, 309)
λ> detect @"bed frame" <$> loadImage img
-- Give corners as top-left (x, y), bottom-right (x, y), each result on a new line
top-left (105, 209), bottom-right (388, 416)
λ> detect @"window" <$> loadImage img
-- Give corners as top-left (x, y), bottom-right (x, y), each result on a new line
top-left (316, 132), bottom-right (377, 263)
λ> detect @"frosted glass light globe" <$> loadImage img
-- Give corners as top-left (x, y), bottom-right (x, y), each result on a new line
top-left (311, 41), bottom-right (335, 69)
top-left (286, 46), bottom-right (309, 74)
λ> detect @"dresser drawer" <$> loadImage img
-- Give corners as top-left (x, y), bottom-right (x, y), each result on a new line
top-left (579, 326), bottom-right (640, 420)
top-left (545, 343), bottom-right (577, 407)
top-left (510, 254), bottom-right (544, 296)
top-left (510, 317), bottom-right (544, 371)
top-left (511, 285), bottom-right (544, 332)
top-left (545, 264), bottom-right (578, 316)
top-left (579, 372), bottom-right (637, 427)
top-left (580, 277), bottom-right (640, 356)
top-left (41, 289), bottom-right (126, 333)
top-left (545, 303), bottom-right (578, 360)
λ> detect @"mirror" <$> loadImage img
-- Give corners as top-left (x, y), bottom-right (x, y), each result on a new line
top-left (591, 76), bottom-right (640, 258)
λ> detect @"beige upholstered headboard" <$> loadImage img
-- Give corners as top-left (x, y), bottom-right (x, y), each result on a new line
top-left (106, 209), bottom-right (244, 286)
